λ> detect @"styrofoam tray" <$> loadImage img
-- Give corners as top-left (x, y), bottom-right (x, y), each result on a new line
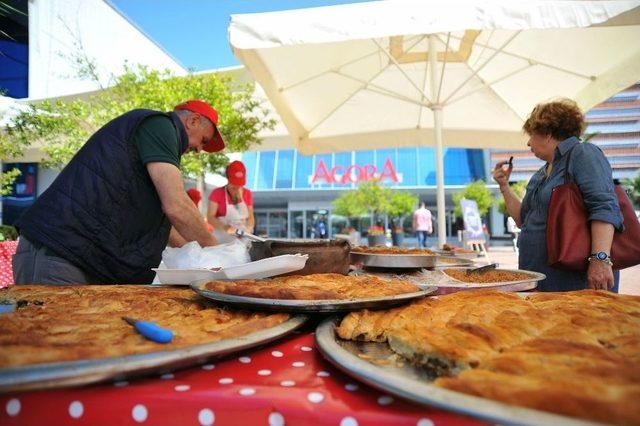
top-left (153, 254), bottom-right (309, 285)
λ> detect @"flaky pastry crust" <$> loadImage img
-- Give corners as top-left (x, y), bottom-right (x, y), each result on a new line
top-left (337, 290), bottom-right (640, 425)
top-left (0, 285), bottom-right (289, 368)
top-left (205, 273), bottom-right (419, 300)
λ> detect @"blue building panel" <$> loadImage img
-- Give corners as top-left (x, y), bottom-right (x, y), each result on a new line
top-left (294, 152), bottom-right (313, 189)
top-left (256, 151), bottom-right (275, 189)
top-left (275, 149), bottom-right (294, 189)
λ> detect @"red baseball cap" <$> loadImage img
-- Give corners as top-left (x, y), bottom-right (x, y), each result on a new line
top-left (226, 161), bottom-right (246, 186)
top-left (173, 100), bottom-right (225, 153)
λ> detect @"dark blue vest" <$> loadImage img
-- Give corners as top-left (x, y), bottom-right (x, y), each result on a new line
top-left (16, 109), bottom-right (189, 283)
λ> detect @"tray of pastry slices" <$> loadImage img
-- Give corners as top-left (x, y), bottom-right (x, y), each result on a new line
top-left (351, 267), bottom-right (543, 295)
top-left (0, 285), bottom-right (307, 393)
top-left (350, 246), bottom-right (473, 269)
top-left (190, 273), bottom-right (436, 313)
top-left (315, 289), bottom-right (640, 425)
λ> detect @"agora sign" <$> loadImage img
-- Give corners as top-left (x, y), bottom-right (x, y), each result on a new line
top-left (309, 157), bottom-right (402, 185)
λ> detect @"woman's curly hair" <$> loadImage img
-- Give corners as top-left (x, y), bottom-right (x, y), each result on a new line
top-left (522, 98), bottom-right (584, 140)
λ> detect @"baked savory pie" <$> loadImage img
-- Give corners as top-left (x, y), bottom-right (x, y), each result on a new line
top-left (352, 246), bottom-right (435, 255)
top-left (204, 273), bottom-right (419, 300)
top-left (0, 285), bottom-right (289, 368)
top-left (443, 268), bottom-right (534, 283)
top-left (337, 290), bottom-right (640, 424)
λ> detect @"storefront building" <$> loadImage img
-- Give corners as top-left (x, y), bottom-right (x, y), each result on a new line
top-left (240, 147), bottom-right (487, 240)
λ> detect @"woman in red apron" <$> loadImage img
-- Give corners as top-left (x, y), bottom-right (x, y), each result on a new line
top-left (207, 161), bottom-right (255, 243)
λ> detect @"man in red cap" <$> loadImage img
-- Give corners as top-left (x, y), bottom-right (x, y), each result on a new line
top-left (14, 100), bottom-right (226, 285)
top-left (207, 160), bottom-right (255, 243)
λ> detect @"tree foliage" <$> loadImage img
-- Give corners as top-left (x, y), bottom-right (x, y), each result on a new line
top-left (623, 173), bottom-right (640, 207)
top-left (333, 183), bottom-right (417, 227)
top-left (388, 191), bottom-right (418, 223)
top-left (452, 180), bottom-right (495, 218)
top-left (6, 63), bottom-right (275, 178)
top-left (497, 180), bottom-right (527, 215)
top-left (332, 190), bottom-right (366, 219)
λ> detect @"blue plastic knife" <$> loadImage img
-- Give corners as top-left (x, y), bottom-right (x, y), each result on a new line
top-left (122, 317), bottom-right (173, 344)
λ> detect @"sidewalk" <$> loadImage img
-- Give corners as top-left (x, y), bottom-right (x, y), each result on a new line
top-left (478, 246), bottom-right (639, 296)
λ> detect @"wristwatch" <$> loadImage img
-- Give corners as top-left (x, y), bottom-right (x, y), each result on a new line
top-left (587, 251), bottom-right (613, 266)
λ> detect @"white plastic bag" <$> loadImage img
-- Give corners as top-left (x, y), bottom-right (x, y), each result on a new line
top-left (161, 240), bottom-right (250, 270)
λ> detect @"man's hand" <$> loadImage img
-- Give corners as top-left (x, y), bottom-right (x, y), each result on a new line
top-left (587, 260), bottom-right (614, 290)
top-left (492, 160), bottom-right (513, 188)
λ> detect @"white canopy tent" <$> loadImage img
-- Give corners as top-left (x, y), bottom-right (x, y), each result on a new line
top-left (229, 0), bottom-right (640, 246)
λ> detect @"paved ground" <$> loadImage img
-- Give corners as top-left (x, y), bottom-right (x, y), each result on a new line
top-left (478, 245), bottom-right (640, 295)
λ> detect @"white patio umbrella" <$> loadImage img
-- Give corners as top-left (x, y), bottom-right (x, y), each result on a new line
top-left (229, 0), bottom-right (640, 247)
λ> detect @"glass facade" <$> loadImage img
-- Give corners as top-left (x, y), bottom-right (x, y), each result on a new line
top-left (241, 147), bottom-right (485, 191)
top-left (0, 0), bottom-right (29, 98)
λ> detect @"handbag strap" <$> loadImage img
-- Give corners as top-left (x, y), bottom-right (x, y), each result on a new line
top-left (562, 143), bottom-right (580, 184)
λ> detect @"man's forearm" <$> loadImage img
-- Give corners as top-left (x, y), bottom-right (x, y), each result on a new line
top-left (167, 201), bottom-right (217, 246)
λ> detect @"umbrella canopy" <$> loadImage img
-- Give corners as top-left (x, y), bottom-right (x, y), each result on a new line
top-left (229, 0), bottom-right (640, 246)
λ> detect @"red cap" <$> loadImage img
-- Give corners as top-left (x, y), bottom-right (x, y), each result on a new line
top-left (186, 188), bottom-right (202, 206)
top-left (173, 100), bottom-right (225, 152)
top-left (226, 161), bottom-right (246, 186)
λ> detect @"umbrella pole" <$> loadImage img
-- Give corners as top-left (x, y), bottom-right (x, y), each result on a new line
top-left (429, 35), bottom-right (446, 249)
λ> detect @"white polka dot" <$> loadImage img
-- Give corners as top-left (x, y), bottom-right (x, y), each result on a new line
top-left (114, 380), bottom-right (129, 387)
top-left (377, 395), bottom-right (394, 405)
top-left (268, 412), bottom-right (285, 426)
top-left (292, 361), bottom-right (305, 367)
top-left (132, 404), bottom-right (148, 423)
top-left (307, 392), bottom-right (324, 403)
top-left (239, 388), bottom-right (256, 396)
top-left (238, 356), bottom-right (251, 364)
top-left (201, 364), bottom-right (215, 371)
top-left (345, 383), bottom-right (359, 391)
top-left (280, 380), bottom-right (295, 387)
top-left (219, 378), bottom-right (233, 385)
top-left (161, 373), bottom-right (174, 380)
top-left (316, 371), bottom-right (330, 377)
top-left (198, 408), bottom-right (215, 426)
top-left (6, 398), bottom-right (20, 417)
top-left (341, 417), bottom-right (358, 426)
top-left (417, 419), bottom-right (434, 426)
top-left (174, 385), bottom-right (190, 392)
top-left (271, 350), bottom-right (284, 358)
top-left (68, 401), bottom-right (84, 418)
top-left (258, 369), bottom-right (272, 376)
top-left (300, 346), bottom-right (312, 352)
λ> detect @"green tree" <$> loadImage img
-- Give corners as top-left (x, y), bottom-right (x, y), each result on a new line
top-left (496, 180), bottom-right (527, 215)
top-left (453, 180), bottom-right (495, 218)
top-left (357, 181), bottom-right (392, 224)
top-left (332, 190), bottom-right (366, 224)
top-left (7, 63), bottom-right (275, 178)
top-left (0, 108), bottom-right (28, 195)
top-left (388, 191), bottom-right (418, 229)
top-left (623, 173), bottom-right (640, 207)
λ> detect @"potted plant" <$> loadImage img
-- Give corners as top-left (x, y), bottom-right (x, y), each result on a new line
top-left (366, 224), bottom-right (387, 247)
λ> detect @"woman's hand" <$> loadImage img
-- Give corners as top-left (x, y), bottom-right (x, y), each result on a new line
top-left (492, 161), bottom-right (513, 188)
top-left (587, 260), bottom-right (614, 290)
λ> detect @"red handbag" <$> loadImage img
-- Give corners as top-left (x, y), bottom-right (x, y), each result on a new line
top-left (546, 148), bottom-right (640, 271)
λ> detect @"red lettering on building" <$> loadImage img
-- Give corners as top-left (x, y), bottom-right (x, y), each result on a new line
top-left (309, 157), bottom-right (401, 185)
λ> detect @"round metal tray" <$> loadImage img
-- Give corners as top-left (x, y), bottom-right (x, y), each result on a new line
top-left (316, 317), bottom-right (599, 426)
top-left (190, 279), bottom-right (437, 313)
top-left (434, 268), bottom-right (545, 295)
top-left (350, 252), bottom-right (473, 269)
top-left (0, 315), bottom-right (307, 393)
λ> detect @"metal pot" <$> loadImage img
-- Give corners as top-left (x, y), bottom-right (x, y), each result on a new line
top-left (249, 238), bottom-right (351, 276)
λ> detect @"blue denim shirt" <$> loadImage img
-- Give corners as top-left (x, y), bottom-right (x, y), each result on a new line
top-left (518, 137), bottom-right (623, 291)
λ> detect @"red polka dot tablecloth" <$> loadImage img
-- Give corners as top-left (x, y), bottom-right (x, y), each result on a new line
top-left (0, 240), bottom-right (18, 288)
top-left (1, 331), bottom-right (486, 426)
